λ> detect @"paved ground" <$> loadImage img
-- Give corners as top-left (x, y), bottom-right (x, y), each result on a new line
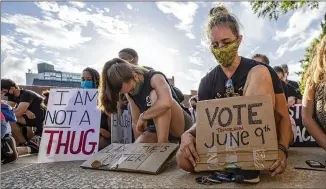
top-left (1, 147), bottom-right (325, 188)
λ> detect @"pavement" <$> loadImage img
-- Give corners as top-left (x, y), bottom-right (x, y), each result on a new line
top-left (1, 147), bottom-right (325, 188)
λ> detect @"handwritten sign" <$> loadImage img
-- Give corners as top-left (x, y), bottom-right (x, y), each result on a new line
top-left (38, 89), bottom-right (101, 163)
top-left (289, 104), bottom-right (319, 147)
top-left (195, 95), bottom-right (278, 171)
top-left (111, 110), bottom-right (132, 144)
top-left (80, 143), bottom-right (179, 174)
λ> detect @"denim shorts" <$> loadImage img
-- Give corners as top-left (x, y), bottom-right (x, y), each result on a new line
top-left (1, 120), bottom-right (7, 139)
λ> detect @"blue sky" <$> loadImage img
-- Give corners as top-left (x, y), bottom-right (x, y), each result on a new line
top-left (1, 1), bottom-right (325, 94)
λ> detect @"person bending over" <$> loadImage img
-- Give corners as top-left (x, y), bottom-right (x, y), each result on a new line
top-left (176, 6), bottom-right (292, 180)
top-left (81, 67), bottom-right (111, 150)
top-left (1, 79), bottom-right (44, 151)
top-left (98, 58), bottom-right (193, 143)
top-left (302, 36), bottom-right (326, 150)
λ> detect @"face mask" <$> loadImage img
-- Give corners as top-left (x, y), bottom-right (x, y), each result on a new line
top-left (210, 40), bottom-right (240, 67)
top-left (130, 81), bottom-right (143, 96)
top-left (81, 81), bottom-right (95, 89)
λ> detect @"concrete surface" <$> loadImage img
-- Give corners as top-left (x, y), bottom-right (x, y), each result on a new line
top-left (1, 147), bottom-right (325, 188)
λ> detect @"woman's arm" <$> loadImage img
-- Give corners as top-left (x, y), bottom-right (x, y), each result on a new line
top-left (274, 93), bottom-right (293, 147)
top-left (302, 84), bottom-right (326, 150)
top-left (125, 94), bottom-right (140, 130)
top-left (142, 74), bottom-right (173, 119)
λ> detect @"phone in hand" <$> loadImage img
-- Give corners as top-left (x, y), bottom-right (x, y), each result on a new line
top-left (305, 160), bottom-right (325, 168)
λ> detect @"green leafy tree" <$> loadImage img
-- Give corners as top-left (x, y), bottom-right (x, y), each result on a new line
top-left (250, 1), bottom-right (324, 93)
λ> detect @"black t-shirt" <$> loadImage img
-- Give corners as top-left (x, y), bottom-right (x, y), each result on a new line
top-left (287, 80), bottom-right (302, 100)
top-left (8, 89), bottom-right (44, 115)
top-left (280, 80), bottom-right (289, 101)
top-left (198, 57), bottom-right (283, 101)
top-left (141, 66), bottom-right (185, 103)
top-left (129, 70), bottom-right (181, 113)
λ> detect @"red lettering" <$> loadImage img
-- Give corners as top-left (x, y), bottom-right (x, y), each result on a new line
top-left (82, 129), bottom-right (97, 155)
top-left (55, 131), bottom-right (71, 154)
top-left (70, 131), bottom-right (84, 154)
top-left (44, 130), bottom-right (60, 155)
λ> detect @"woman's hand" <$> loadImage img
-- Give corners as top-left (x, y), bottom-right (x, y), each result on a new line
top-left (136, 118), bottom-right (147, 133)
top-left (179, 132), bottom-right (200, 167)
top-left (269, 149), bottom-right (287, 176)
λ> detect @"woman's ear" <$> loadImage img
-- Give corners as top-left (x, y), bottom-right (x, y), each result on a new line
top-left (238, 35), bottom-right (243, 43)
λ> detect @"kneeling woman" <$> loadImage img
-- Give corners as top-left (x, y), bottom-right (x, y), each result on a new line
top-left (99, 58), bottom-right (193, 143)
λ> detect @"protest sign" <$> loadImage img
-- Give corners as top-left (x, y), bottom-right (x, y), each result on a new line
top-left (38, 89), bottom-right (101, 163)
top-left (289, 104), bottom-right (319, 147)
top-left (80, 143), bottom-right (179, 174)
top-left (111, 110), bottom-right (132, 144)
top-left (195, 95), bottom-right (278, 171)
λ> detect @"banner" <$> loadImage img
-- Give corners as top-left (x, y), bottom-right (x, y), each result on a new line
top-left (195, 95), bottom-right (278, 171)
top-left (80, 143), bottom-right (179, 174)
top-left (38, 89), bottom-right (101, 163)
top-left (289, 104), bottom-right (319, 147)
top-left (111, 110), bottom-right (133, 144)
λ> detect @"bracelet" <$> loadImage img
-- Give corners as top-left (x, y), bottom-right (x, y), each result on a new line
top-left (140, 112), bottom-right (147, 121)
top-left (278, 144), bottom-right (288, 159)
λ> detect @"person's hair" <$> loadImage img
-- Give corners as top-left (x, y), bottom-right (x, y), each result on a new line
top-left (119, 48), bottom-right (138, 59)
top-left (82, 67), bottom-right (100, 88)
top-left (98, 58), bottom-right (148, 114)
top-left (305, 35), bottom-right (326, 89)
top-left (273, 66), bottom-right (284, 75)
top-left (206, 5), bottom-right (241, 42)
top-left (189, 95), bottom-right (198, 103)
top-left (252, 54), bottom-right (270, 65)
top-left (42, 90), bottom-right (50, 106)
top-left (1, 78), bottom-right (18, 90)
top-left (280, 64), bottom-right (289, 73)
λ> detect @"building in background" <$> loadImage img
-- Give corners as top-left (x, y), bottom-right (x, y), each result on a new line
top-left (26, 63), bottom-right (81, 88)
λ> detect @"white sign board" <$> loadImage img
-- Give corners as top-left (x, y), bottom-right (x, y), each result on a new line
top-left (111, 110), bottom-right (132, 144)
top-left (38, 89), bottom-right (101, 163)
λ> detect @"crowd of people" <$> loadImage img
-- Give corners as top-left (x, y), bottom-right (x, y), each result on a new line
top-left (1, 4), bottom-right (325, 184)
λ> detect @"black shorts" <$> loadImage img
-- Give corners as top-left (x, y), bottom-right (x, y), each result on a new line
top-left (146, 109), bottom-right (193, 141)
top-left (17, 108), bottom-right (45, 136)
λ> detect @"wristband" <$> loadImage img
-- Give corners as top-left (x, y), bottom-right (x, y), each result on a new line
top-left (140, 112), bottom-right (147, 121)
top-left (278, 144), bottom-right (288, 159)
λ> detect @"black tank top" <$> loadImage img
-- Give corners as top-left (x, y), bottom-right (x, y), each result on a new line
top-left (129, 70), bottom-right (180, 113)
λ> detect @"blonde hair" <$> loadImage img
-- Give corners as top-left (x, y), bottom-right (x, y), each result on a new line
top-left (305, 36), bottom-right (326, 89)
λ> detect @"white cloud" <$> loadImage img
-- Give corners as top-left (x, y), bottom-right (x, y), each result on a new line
top-left (167, 48), bottom-right (179, 54)
top-left (275, 2), bottom-right (326, 40)
top-left (1, 56), bottom-right (35, 84)
top-left (189, 55), bottom-right (203, 66)
top-left (104, 8), bottom-right (110, 12)
top-left (69, 2), bottom-right (86, 9)
top-left (288, 63), bottom-right (302, 81)
top-left (2, 14), bottom-right (91, 49)
top-left (126, 4), bottom-right (133, 10)
top-left (186, 32), bottom-right (196, 39)
top-left (289, 28), bottom-right (321, 51)
top-left (156, 2), bottom-right (198, 38)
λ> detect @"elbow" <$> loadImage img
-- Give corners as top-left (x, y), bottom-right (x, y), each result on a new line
top-left (161, 98), bottom-right (173, 110)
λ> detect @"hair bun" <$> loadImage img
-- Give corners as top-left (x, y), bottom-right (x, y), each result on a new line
top-left (209, 5), bottom-right (229, 17)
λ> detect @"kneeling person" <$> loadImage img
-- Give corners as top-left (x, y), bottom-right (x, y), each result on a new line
top-left (1, 79), bottom-right (44, 150)
top-left (99, 58), bottom-right (193, 143)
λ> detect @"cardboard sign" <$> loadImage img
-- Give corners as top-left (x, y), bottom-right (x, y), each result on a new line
top-left (289, 104), bottom-right (319, 147)
top-left (195, 95), bottom-right (278, 171)
top-left (80, 143), bottom-right (179, 174)
top-left (111, 110), bottom-right (133, 144)
top-left (38, 89), bottom-right (101, 163)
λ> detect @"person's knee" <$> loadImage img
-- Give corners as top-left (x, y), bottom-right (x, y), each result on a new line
top-left (176, 149), bottom-right (195, 173)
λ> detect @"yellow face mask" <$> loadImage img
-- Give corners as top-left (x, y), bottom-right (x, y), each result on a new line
top-left (210, 40), bottom-right (240, 67)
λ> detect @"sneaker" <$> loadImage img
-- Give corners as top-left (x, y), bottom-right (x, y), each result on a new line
top-left (1, 134), bottom-right (18, 164)
top-left (231, 169), bottom-right (260, 184)
top-left (28, 135), bottom-right (41, 153)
